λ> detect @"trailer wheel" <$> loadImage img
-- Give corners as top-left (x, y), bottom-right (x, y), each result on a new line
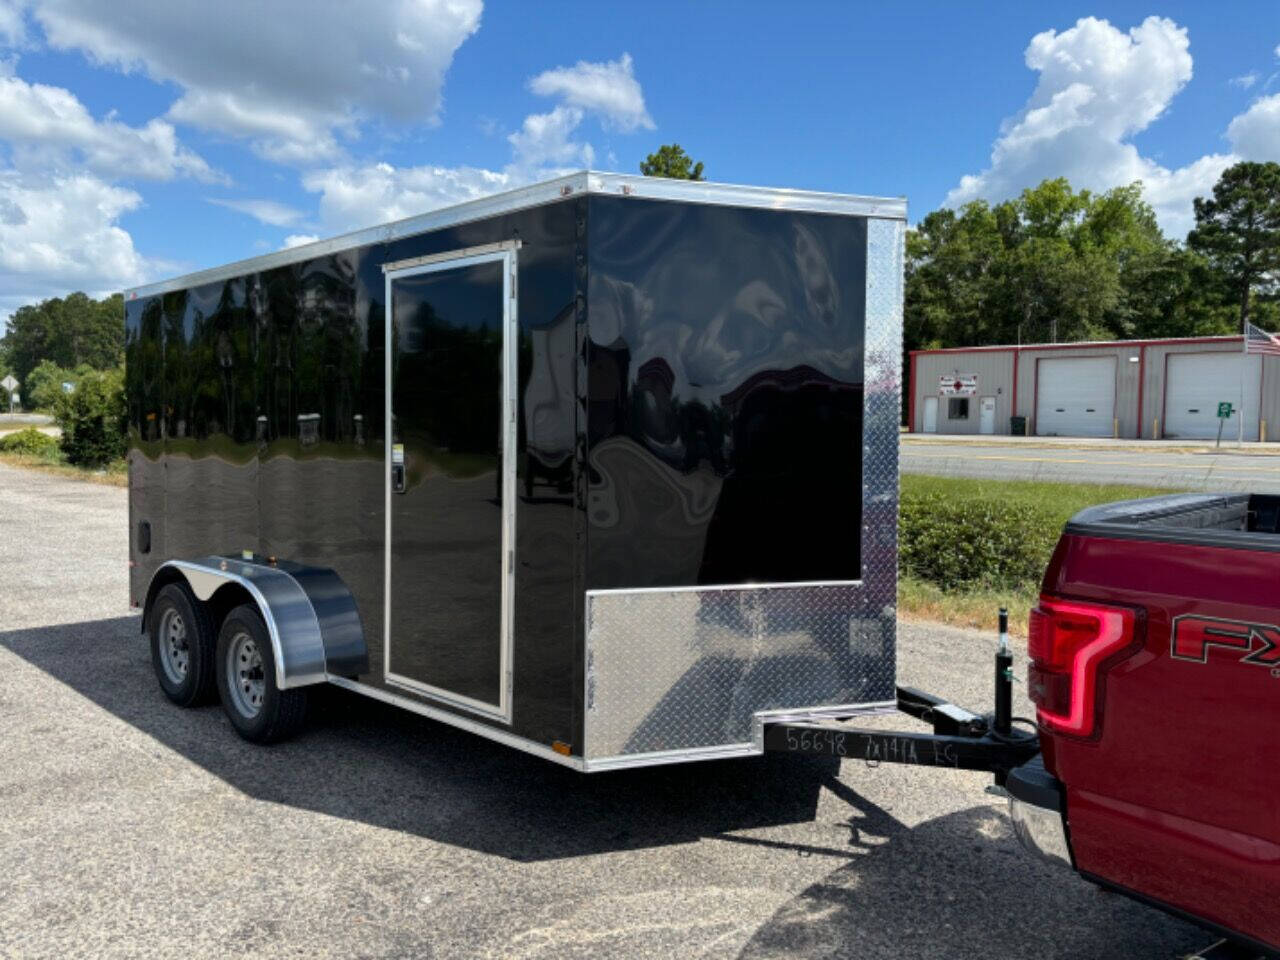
top-left (149, 582), bottom-right (217, 707)
top-left (215, 604), bottom-right (308, 744)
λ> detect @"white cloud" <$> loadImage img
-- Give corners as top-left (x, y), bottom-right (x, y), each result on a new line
top-left (207, 197), bottom-right (305, 228)
top-left (1140, 154), bottom-right (1236, 232)
top-left (507, 105), bottom-right (593, 170)
top-left (0, 169), bottom-right (153, 317)
top-left (0, 0), bottom-right (25, 47)
top-left (945, 16), bottom-right (1280, 238)
top-left (0, 65), bottom-right (217, 321)
top-left (302, 162), bottom-right (512, 235)
top-left (166, 90), bottom-right (341, 165)
top-left (29, 0), bottom-right (483, 165)
top-left (1227, 92), bottom-right (1280, 160)
top-left (282, 233), bottom-right (318, 249)
top-left (0, 73), bottom-right (218, 181)
top-left (528, 52), bottom-right (653, 132)
top-left (1231, 72), bottom-right (1259, 90)
top-left (302, 51), bottom-right (653, 236)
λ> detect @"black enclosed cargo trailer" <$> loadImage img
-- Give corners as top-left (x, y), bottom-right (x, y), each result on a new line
top-left (125, 172), bottom-right (907, 771)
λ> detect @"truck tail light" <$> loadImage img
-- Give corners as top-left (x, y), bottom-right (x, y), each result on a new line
top-left (1027, 598), bottom-right (1137, 739)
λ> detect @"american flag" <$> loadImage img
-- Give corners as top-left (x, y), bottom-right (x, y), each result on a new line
top-left (1246, 322), bottom-right (1280, 357)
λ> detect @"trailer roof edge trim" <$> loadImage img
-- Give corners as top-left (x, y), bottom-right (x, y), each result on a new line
top-left (124, 170), bottom-right (907, 300)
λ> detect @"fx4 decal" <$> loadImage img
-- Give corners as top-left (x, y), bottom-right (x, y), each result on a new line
top-left (1171, 614), bottom-right (1280, 675)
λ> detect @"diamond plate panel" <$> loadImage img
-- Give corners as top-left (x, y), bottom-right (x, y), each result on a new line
top-left (585, 583), bottom-right (896, 759)
top-left (582, 215), bottom-right (904, 764)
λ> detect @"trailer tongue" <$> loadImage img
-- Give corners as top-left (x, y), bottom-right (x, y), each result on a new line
top-left (762, 610), bottom-right (1039, 782)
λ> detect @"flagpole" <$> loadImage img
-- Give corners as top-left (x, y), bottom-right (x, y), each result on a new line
top-left (1239, 324), bottom-right (1247, 446)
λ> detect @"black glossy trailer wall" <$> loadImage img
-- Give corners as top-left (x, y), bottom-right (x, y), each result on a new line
top-left (126, 197), bottom-right (583, 748)
top-left (583, 195), bottom-right (866, 590)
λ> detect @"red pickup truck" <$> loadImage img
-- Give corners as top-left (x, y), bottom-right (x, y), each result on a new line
top-left (1008, 493), bottom-right (1280, 957)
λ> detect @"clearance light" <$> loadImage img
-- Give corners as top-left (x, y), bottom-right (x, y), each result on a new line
top-left (551, 741), bottom-right (572, 756)
top-left (1028, 598), bottom-right (1137, 739)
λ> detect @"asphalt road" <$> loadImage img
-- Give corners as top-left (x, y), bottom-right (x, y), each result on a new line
top-left (0, 412), bottom-right (54, 426)
top-left (0, 462), bottom-right (1206, 959)
top-left (903, 439), bottom-right (1280, 492)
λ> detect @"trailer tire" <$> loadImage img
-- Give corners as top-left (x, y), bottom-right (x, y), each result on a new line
top-left (215, 604), bottom-right (308, 744)
top-left (149, 582), bottom-right (217, 707)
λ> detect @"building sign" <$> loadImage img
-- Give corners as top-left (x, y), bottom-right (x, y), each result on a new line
top-left (939, 375), bottom-right (978, 397)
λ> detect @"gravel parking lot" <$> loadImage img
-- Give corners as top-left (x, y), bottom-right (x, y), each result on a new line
top-left (0, 461), bottom-right (1204, 959)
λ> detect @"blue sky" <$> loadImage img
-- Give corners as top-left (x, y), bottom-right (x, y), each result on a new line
top-left (0, 1), bottom-right (1277, 324)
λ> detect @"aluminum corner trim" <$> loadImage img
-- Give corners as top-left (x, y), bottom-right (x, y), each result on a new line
top-left (585, 171), bottom-right (907, 220)
top-left (126, 174), bottom-right (585, 299)
top-left (125, 171), bottom-right (907, 300)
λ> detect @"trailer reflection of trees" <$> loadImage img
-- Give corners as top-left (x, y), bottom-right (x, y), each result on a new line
top-left (393, 299), bottom-right (501, 484)
top-left (260, 255), bottom-right (363, 452)
top-left (520, 302), bottom-right (576, 499)
top-left (142, 254), bottom-right (367, 456)
top-left (126, 297), bottom-right (165, 448)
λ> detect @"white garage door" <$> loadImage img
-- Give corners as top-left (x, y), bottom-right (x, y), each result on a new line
top-left (1035, 356), bottom-right (1116, 437)
top-left (1164, 353), bottom-right (1261, 440)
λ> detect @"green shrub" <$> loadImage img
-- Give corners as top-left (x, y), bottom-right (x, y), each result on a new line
top-left (52, 367), bottom-right (126, 467)
top-left (23, 359), bottom-right (74, 411)
top-left (0, 427), bottom-right (61, 458)
top-left (899, 491), bottom-right (1061, 592)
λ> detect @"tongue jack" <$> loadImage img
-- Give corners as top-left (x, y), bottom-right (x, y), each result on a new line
top-left (995, 607), bottom-right (1013, 740)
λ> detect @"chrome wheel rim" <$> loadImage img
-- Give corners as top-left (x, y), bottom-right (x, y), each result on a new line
top-left (227, 631), bottom-right (265, 719)
top-left (158, 608), bottom-right (189, 685)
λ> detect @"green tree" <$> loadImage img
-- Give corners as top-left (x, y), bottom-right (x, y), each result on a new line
top-left (905, 202), bottom-right (1003, 351)
top-left (0, 291), bottom-right (124, 383)
top-left (53, 366), bottom-right (126, 466)
top-left (1122, 247), bottom-right (1236, 339)
top-left (906, 177), bottom-right (1233, 353)
top-left (639, 143), bottom-right (705, 181)
top-left (1188, 161), bottom-right (1280, 333)
top-left (23, 359), bottom-right (73, 410)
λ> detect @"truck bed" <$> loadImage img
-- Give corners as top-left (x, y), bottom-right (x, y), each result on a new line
top-left (1066, 492), bottom-right (1280, 547)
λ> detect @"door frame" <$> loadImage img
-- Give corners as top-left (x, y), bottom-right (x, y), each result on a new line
top-left (978, 395), bottom-right (996, 435)
top-left (382, 240), bottom-right (520, 723)
top-left (1033, 354), bottom-right (1117, 438)
top-left (922, 395), bottom-right (938, 433)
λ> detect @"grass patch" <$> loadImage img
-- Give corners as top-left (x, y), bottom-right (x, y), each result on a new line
top-left (899, 575), bottom-right (1039, 635)
top-left (898, 475), bottom-right (1182, 633)
top-left (0, 450), bottom-right (127, 486)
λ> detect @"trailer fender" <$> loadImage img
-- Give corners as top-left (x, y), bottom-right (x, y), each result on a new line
top-left (141, 556), bottom-right (367, 689)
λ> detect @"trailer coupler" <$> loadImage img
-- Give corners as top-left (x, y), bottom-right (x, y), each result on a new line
top-left (762, 611), bottom-right (1040, 783)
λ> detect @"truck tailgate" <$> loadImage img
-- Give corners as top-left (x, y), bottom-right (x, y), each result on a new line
top-left (1041, 530), bottom-right (1280, 949)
